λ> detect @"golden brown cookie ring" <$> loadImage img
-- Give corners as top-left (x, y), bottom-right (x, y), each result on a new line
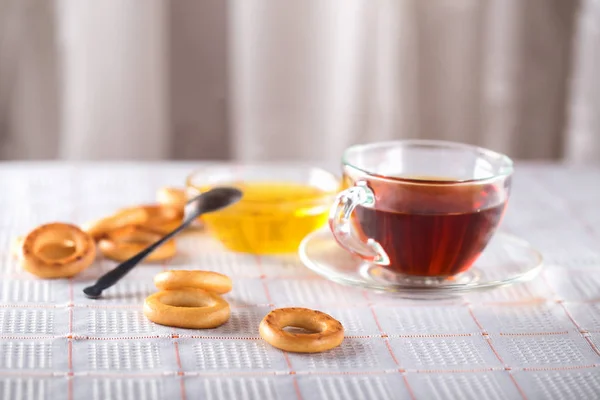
top-left (20, 222), bottom-right (96, 279)
top-left (259, 308), bottom-right (344, 353)
top-left (143, 288), bottom-right (230, 329)
top-left (98, 225), bottom-right (176, 262)
top-left (154, 270), bottom-right (233, 294)
top-left (83, 207), bottom-right (148, 240)
top-left (157, 187), bottom-right (187, 209)
top-left (136, 204), bottom-right (184, 233)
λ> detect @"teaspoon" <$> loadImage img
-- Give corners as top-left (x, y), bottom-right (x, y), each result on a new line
top-left (83, 187), bottom-right (243, 299)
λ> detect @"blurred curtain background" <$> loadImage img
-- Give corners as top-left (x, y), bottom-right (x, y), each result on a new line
top-left (0, 0), bottom-right (598, 163)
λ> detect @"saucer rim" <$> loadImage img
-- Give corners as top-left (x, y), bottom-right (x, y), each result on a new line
top-left (298, 229), bottom-right (544, 296)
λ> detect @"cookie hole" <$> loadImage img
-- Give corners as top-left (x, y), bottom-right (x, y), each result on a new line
top-left (283, 326), bottom-right (319, 334)
top-left (38, 241), bottom-right (77, 260)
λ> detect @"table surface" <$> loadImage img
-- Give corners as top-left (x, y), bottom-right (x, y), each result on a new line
top-left (0, 161), bottom-right (599, 400)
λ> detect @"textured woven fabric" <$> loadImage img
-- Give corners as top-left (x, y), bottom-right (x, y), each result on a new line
top-left (0, 162), bottom-right (599, 400)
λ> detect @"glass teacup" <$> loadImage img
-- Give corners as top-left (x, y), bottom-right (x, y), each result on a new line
top-left (329, 140), bottom-right (514, 280)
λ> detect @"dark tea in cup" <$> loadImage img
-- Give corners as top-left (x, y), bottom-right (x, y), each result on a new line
top-left (329, 141), bottom-right (513, 279)
top-left (352, 177), bottom-right (506, 276)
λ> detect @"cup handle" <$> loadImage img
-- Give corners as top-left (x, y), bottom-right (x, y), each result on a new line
top-left (328, 181), bottom-right (390, 265)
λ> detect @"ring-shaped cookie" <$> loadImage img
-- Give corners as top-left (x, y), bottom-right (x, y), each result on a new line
top-left (157, 187), bottom-right (187, 209)
top-left (259, 308), bottom-right (344, 353)
top-left (83, 207), bottom-right (148, 240)
top-left (98, 225), bottom-right (176, 262)
top-left (154, 270), bottom-right (232, 294)
top-left (20, 222), bottom-right (96, 279)
top-left (137, 205), bottom-right (183, 233)
top-left (143, 288), bottom-right (230, 328)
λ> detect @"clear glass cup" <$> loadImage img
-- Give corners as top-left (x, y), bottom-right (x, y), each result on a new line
top-left (187, 164), bottom-right (340, 254)
top-left (329, 140), bottom-right (514, 281)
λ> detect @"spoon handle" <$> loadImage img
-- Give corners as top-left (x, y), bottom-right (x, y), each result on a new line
top-left (89, 219), bottom-right (194, 293)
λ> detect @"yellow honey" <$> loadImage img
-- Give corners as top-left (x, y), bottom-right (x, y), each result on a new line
top-left (197, 181), bottom-right (333, 254)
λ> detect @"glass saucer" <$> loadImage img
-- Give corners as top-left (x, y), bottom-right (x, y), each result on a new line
top-left (298, 229), bottom-right (543, 299)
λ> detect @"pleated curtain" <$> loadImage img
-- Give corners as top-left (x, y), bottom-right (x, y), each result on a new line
top-left (0, 0), bottom-right (598, 163)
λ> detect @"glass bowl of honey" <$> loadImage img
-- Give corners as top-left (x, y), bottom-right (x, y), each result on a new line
top-left (186, 164), bottom-right (340, 254)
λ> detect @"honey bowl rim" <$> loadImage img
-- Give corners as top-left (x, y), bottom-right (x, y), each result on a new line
top-left (185, 163), bottom-right (341, 208)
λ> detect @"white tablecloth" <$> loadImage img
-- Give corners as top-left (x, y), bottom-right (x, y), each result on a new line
top-left (0, 162), bottom-right (599, 400)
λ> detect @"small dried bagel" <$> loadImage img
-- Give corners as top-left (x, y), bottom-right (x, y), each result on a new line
top-left (259, 308), bottom-right (344, 353)
top-left (20, 222), bottom-right (96, 279)
top-left (144, 288), bottom-right (230, 329)
top-left (154, 270), bottom-right (233, 294)
top-left (98, 225), bottom-right (176, 262)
